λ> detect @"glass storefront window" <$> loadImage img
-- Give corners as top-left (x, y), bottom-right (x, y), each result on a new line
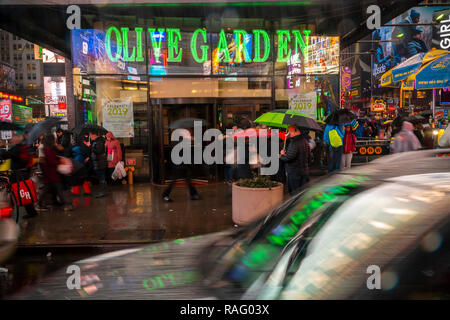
top-left (74, 75), bottom-right (149, 178)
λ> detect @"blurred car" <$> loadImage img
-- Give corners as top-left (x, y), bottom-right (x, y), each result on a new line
top-left (7, 149), bottom-right (450, 300)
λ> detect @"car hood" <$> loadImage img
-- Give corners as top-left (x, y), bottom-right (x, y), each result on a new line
top-left (9, 231), bottom-right (231, 300)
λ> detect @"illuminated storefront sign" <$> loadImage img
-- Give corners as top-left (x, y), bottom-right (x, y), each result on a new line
top-left (371, 99), bottom-right (386, 112)
top-left (0, 91), bottom-right (23, 103)
top-left (104, 26), bottom-right (313, 64)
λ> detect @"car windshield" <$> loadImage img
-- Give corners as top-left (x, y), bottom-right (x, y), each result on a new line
top-left (215, 173), bottom-right (372, 295)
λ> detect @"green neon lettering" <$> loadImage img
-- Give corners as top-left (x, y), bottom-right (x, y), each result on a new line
top-left (233, 29), bottom-right (252, 63)
top-left (167, 28), bottom-right (182, 62)
top-left (105, 26), bottom-right (122, 62)
top-left (142, 277), bottom-right (157, 290)
top-left (121, 27), bottom-right (135, 62)
top-left (253, 29), bottom-right (270, 62)
top-left (277, 30), bottom-right (291, 62)
top-left (148, 27), bottom-right (165, 62)
top-left (191, 28), bottom-right (208, 63)
top-left (135, 27), bottom-right (144, 62)
top-left (217, 29), bottom-right (231, 63)
top-left (292, 29), bottom-right (310, 60)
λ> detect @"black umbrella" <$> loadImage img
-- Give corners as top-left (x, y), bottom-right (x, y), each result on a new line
top-left (26, 117), bottom-right (61, 144)
top-left (168, 118), bottom-right (208, 129)
top-left (405, 115), bottom-right (426, 123)
top-left (72, 123), bottom-right (108, 138)
top-left (23, 122), bottom-right (35, 133)
top-left (0, 122), bottom-right (22, 131)
top-left (325, 109), bottom-right (357, 124)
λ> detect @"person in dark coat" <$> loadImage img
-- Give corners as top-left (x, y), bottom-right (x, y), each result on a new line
top-left (56, 128), bottom-right (72, 158)
top-left (40, 133), bottom-right (72, 211)
top-left (279, 125), bottom-right (310, 195)
top-left (88, 129), bottom-right (107, 198)
top-left (407, 27), bottom-right (428, 58)
top-left (0, 133), bottom-right (38, 218)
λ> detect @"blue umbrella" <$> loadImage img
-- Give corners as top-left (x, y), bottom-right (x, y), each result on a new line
top-left (414, 54), bottom-right (450, 89)
top-left (391, 53), bottom-right (426, 82)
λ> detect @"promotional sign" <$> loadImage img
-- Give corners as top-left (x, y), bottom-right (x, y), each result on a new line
top-left (288, 92), bottom-right (317, 119)
top-left (0, 99), bottom-right (12, 122)
top-left (372, 6), bottom-right (448, 89)
top-left (304, 36), bottom-right (340, 74)
top-left (371, 99), bottom-right (386, 112)
top-left (102, 97), bottom-right (134, 138)
top-left (12, 104), bottom-right (32, 126)
top-left (434, 109), bottom-right (449, 119)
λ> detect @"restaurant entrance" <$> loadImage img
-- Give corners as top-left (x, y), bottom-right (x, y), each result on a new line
top-left (221, 100), bottom-right (272, 129)
top-left (160, 99), bottom-right (217, 183)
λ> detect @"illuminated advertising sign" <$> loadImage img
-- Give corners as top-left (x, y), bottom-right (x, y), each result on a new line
top-left (304, 36), bottom-right (340, 74)
top-left (341, 66), bottom-right (352, 91)
top-left (433, 9), bottom-right (450, 50)
top-left (42, 48), bottom-right (65, 63)
top-left (12, 104), bottom-right (32, 126)
top-left (441, 87), bottom-right (450, 105)
top-left (371, 99), bottom-right (386, 112)
top-left (0, 99), bottom-right (12, 122)
top-left (103, 27), bottom-right (311, 63)
top-left (0, 91), bottom-right (23, 103)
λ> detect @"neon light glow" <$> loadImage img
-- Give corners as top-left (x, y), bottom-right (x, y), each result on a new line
top-left (135, 27), bottom-right (144, 62)
top-left (217, 29), bottom-right (232, 63)
top-left (148, 28), bottom-right (166, 62)
top-left (233, 29), bottom-right (252, 63)
top-left (277, 30), bottom-right (291, 62)
top-left (167, 28), bottom-right (182, 62)
top-left (104, 26), bottom-right (316, 66)
top-left (105, 26), bottom-right (122, 62)
top-left (121, 27), bottom-right (136, 62)
top-left (253, 29), bottom-right (270, 62)
top-left (191, 28), bottom-right (208, 63)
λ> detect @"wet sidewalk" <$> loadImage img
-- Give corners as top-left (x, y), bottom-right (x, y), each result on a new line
top-left (17, 182), bottom-right (234, 247)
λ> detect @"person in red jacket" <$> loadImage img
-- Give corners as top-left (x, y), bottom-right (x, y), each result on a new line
top-left (341, 125), bottom-right (356, 170)
top-left (105, 131), bottom-right (122, 184)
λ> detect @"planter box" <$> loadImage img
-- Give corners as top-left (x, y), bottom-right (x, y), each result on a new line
top-left (232, 182), bottom-right (284, 226)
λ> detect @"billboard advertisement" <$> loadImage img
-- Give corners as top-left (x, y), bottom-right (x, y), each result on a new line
top-left (372, 6), bottom-right (449, 89)
top-left (0, 99), bottom-right (12, 122)
top-left (71, 29), bottom-right (127, 74)
top-left (304, 36), bottom-right (340, 74)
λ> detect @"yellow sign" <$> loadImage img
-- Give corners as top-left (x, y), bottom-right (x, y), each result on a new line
top-left (371, 99), bottom-right (386, 112)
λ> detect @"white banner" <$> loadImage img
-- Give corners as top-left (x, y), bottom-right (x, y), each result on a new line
top-left (102, 98), bottom-right (134, 138)
top-left (288, 92), bottom-right (317, 119)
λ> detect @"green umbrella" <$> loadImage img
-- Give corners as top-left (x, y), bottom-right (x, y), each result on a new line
top-left (255, 109), bottom-right (322, 150)
top-left (254, 109), bottom-right (322, 131)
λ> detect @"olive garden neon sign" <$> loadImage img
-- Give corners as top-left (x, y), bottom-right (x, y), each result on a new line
top-left (104, 27), bottom-right (311, 64)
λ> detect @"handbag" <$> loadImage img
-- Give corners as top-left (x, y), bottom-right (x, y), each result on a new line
top-left (10, 171), bottom-right (37, 207)
top-left (111, 161), bottom-right (127, 180)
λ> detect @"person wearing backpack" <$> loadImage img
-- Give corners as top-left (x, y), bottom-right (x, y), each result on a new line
top-left (323, 123), bottom-right (345, 173)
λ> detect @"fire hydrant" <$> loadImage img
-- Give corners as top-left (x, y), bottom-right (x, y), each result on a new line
top-left (125, 166), bottom-right (135, 185)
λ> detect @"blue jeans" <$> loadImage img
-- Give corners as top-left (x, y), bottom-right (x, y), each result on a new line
top-left (328, 146), bottom-right (343, 173)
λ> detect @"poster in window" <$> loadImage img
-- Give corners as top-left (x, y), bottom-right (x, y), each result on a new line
top-left (102, 97), bottom-right (134, 138)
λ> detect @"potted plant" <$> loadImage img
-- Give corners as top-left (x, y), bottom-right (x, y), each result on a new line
top-left (232, 174), bottom-right (284, 226)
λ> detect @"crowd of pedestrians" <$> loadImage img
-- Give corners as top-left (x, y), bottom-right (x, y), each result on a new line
top-left (0, 128), bottom-right (123, 219)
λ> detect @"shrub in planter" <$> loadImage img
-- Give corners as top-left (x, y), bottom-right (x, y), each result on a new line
top-left (232, 174), bottom-right (283, 226)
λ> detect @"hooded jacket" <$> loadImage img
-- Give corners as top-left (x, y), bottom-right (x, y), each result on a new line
top-left (91, 136), bottom-right (107, 171)
top-left (105, 131), bottom-right (122, 168)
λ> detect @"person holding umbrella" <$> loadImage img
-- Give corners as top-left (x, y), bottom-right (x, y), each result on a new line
top-left (279, 125), bottom-right (310, 195)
